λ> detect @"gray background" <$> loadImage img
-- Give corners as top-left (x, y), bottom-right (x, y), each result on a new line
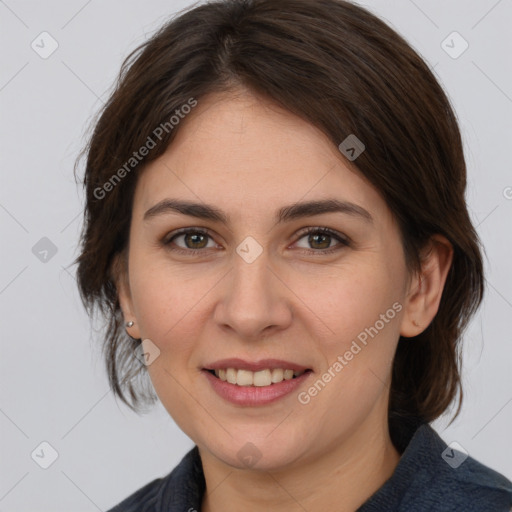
top-left (1, 0), bottom-right (511, 510)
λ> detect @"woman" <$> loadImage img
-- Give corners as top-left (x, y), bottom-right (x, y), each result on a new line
top-left (74, 0), bottom-right (512, 510)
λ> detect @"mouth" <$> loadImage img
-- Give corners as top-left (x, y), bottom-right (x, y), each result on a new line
top-left (202, 365), bottom-right (314, 406)
top-left (204, 368), bottom-right (313, 387)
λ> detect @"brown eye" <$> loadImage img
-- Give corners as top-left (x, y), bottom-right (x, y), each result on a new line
top-left (294, 227), bottom-right (350, 254)
top-left (164, 228), bottom-right (217, 253)
top-left (308, 232), bottom-right (332, 250)
top-left (182, 232), bottom-right (209, 249)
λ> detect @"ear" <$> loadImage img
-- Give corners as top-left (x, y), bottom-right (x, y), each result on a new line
top-left (400, 234), bottom-right (454, 338)
top-left (111, 252), bottom-right (141, 339)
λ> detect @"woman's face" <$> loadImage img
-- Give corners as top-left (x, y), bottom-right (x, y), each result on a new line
top-left (118, 89), bottom-right (414, 470)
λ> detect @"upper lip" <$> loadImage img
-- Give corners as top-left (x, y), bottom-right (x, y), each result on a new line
top-left (203, 358), bottom-right (311, 372)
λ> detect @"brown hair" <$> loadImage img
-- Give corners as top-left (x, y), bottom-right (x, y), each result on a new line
top-left (74, 0), bottom-right (484, 428)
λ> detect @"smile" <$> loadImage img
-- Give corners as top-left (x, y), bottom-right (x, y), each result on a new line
top-left (202, 368), bottom-right (313, 406)
top-left (209, 368), bottom-right (308, 386)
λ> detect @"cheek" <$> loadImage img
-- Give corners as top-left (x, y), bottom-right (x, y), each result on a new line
top-left (301, 271), bottom-right (403, 427)
top-left (304, 265), bottom-right (403, 413)
top-left (145, 361), bottom-right (205, 440)
top-left (128, 254), bottom-right (219, 341)
top-left (302, 261), bottom-right (401, 345)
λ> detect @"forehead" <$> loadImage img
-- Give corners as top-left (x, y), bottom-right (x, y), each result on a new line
top-left (133, 90), bottom-right (389, 225)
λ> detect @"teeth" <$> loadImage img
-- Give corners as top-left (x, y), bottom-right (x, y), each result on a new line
top-left (271, 368), bottom-right (284, 383)
top-left (213, 368), bottom-right (306, 386)
top-left (237, 369), bottom-right (254, 387)
top-left (226, 368), bottom-right (237, 384)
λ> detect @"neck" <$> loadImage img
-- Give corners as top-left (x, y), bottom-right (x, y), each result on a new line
top-left (199, 411), bottom-right (400, 512)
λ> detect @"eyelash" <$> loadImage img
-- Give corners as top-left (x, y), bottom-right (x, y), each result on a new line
top-left (162, 227), bottom-right (350, 256)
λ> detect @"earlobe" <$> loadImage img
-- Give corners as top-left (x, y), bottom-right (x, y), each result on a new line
top-left (111, 252), bottom-right (141, 339)
top-left (400, 235), bottom-right (453, 338)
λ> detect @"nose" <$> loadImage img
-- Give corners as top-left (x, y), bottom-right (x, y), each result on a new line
top-left (212, 247), bottom-right (293, 341)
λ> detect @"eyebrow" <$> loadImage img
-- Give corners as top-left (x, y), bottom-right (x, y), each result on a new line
top-left (143, 198), bottom-right (373, 225)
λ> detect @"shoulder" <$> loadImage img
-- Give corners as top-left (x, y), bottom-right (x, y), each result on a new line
top-left (439, 453), bottom-right (512, 509)
top-left (360, 422), bottom-right (512, 511)
top-left (398, 424), bottom-right (512, 511)
top-left (106, 446), bottom-right (205, 512)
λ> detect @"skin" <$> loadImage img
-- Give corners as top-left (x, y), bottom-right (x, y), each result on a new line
top-left (115, 88), bottom-right (453, 511)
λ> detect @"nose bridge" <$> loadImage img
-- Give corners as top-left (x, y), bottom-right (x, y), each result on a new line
top-left (233, 247), bottom-right (272, 300)
top-left (214, 243), bottom-right (291, 338)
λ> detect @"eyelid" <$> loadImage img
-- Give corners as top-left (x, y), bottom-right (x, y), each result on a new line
top-left (294, 226), bottom-right (350, 243)
top-left (163, 226), bottom-right (212, 242)
top-left (292, 226), bottom-right (351, 253)
top-left (162, 226), bottom-right (350, 254)
top-left (163, 227), bottom-right (218, 250)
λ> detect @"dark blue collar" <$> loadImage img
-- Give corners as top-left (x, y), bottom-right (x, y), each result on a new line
top-left (111, 420), bottom-right (512, 511)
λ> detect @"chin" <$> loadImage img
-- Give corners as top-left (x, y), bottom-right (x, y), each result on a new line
top-left (202, 431), bottom-right (309, 472)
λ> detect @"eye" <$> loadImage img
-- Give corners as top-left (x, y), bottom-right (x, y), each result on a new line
top-left (162, 226), bottom-right (350, 256)
top-left (163, 228), bottom-right (219, 254)
top-left (293, 227), bottom-right (350, 254)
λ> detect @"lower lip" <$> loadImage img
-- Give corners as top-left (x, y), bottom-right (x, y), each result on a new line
top-left (202, 370), bottom-right (312, 406)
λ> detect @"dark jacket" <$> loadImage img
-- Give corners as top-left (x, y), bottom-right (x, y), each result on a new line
top-left (107, 421), bottom-right (512, 511)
